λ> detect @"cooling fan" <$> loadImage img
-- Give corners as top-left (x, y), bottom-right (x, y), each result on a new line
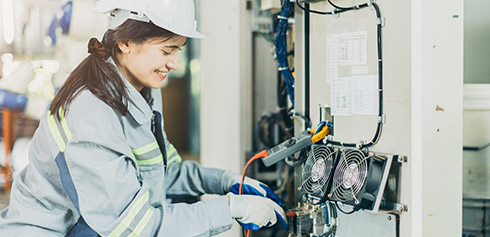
top-left (329, 148), bottom-right (393, 212)
top-left (301, 144), bottom-right (338, 201)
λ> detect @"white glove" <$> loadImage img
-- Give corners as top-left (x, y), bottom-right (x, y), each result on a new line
top-left (221, 170), bottom-right (282, 205)
top-left (227, 193), bottom-right (287, 231)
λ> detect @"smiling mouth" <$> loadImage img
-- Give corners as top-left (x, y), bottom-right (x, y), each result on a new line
top-left (156, 70), bottom-right (167, 77)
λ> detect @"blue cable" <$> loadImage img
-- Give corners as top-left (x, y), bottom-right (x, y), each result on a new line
top-left (323, 204), bottom-right (329, 226)
top-left (275, 0), bottom-right (295, 107)
top-left (314, 121), bottom-right (326, 134)
top-left (298, 192), bottom-right (305, 203)
top-left (313, 121), bottom-right (333, 135)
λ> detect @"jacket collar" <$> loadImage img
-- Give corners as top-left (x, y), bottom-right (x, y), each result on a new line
top-left (107, 57), bottom-right (153, 125)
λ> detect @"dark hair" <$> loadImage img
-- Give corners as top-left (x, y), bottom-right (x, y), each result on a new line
top-left (49, 19), bottom-right (181, 119)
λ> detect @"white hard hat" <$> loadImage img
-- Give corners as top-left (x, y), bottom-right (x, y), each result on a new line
top-left (94, 0), bottom-right (205, 38)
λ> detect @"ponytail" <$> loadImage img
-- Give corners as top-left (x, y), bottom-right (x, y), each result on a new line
top-left (49, 37), bottom-right (129, 119)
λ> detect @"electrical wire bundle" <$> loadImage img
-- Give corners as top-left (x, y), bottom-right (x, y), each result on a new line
top-left (296, 0), bottom-right (385, 149)
top-left (294, 194), bottom-right (338, 237)
top-left (275, 0), bottom-right (295, 107)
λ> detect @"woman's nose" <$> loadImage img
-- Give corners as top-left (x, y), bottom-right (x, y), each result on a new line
top-left (167, 56), bottom-right (178, 71)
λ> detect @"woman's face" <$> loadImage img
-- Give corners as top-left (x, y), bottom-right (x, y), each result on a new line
top-left (116, 36), bottom-right (186, 91)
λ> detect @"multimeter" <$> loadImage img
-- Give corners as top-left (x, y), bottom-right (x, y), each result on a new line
top-left (261, 131), bottom-right (313, 167)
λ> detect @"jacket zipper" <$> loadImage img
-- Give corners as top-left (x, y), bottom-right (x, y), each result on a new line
top-left (152, 113), bottom-right (156, 133)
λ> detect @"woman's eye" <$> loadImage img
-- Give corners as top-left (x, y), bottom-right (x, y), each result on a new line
top-left (162, 50), bottom-right (171, 55)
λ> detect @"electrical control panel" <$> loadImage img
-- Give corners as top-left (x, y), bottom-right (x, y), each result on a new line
top-left (249, 0), bottom-right (406, 236)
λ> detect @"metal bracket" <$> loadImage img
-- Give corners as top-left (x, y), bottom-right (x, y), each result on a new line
top-left (397, 155), bottom-right (408, 163)
top-left (379, 202), bottom-right (407, 214)
top-left (393, 203), bottom-right (407, 213)
top-left (356, 140), bottom-right (367, 149)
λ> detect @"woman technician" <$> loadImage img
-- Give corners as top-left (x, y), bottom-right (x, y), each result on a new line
top-left (0, 0), bottom-right (286, 236)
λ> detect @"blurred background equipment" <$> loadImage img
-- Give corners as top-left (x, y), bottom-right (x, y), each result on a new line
top-left (0, 0), bottom-right (105, 191)
top-left (462, 84), bottom-right (490, 236)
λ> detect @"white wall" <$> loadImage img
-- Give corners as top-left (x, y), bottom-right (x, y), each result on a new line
top-left (200, 1), bottom-right (252, 236)
top-left (200, 0), bottom-right (252, 174)
top-left (412, 0), bottom-right (463, 235)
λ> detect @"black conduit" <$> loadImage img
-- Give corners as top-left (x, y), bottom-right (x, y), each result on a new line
top-left (304, 3), bottom-right (310, 128)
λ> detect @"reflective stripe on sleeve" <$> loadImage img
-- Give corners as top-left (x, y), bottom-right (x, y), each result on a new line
top-left (108, 191), bottom-right (151, 237)
top-left (58, 107), bottom-right (73, 140)
top-left (136, 155), bottom-right (163, 165)
top-left (166, 156), bottom-right (182, 166)
top-left (47, 111), bottom-right (66, 152)
top-left (128, 209), bottom-right (154, 237)
top-left (132, 142), bottom-right (163, 165)
top-left (166, 144), bottom-right (182, 166)
top-left (47, 109), bottom-right (74, 152)
top-left (166, 145), bottom-right (177, 158)
top-left (132, 142), bottom-right (158, 155)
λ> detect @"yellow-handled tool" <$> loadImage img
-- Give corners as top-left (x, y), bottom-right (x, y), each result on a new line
top-left (310, 125), bottom-right (329, 144)
top-left (261, 122), bottom-right (330, 167)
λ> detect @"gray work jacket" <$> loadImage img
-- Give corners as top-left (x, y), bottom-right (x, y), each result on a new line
top-left (0, 59), bottom-right (233, 236)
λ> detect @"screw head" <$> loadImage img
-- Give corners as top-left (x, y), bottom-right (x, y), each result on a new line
top-left (387, 216), bottom-right (392, 221)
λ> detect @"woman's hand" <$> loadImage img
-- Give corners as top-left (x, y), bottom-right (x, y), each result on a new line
top-left (221, 170), bottom-right (282, 206)
top-left (226, 193), bottom-right (287, 230)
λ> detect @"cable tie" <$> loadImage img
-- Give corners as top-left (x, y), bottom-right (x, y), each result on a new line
top-left (278, 106), bottom-right (287, 112)
top-left (278, 67), bottom-right (289, 71)
top-left (277, 15), bottom-right (288, 20)
top-left (377, 17), bottom-right (385, 27)
top-left (378, 59), bottom-right (383, 62)
top-left (378, 114), bottom-right (386, 124)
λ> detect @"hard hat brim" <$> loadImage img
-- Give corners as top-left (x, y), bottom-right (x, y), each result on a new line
top-left (94, 4), bottom-right (206, 39)
top-left (145, 11), bottom-right (206, 39)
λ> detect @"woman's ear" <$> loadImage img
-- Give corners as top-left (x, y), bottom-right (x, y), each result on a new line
top-left (117, 41), bottom-right (131, 54)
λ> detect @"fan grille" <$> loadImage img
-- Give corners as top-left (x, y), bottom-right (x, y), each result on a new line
top-left (301, 145), bottom-right (334, 197)
top-left (331, 149), bottom-right (369, 204)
